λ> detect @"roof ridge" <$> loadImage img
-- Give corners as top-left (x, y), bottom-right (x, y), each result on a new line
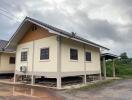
top-left (26, 17), bottom-right (72, 36)
top-left (26, 17), bottom-right (109, 50)
top-left (6, 16), bottom-right (109, 50)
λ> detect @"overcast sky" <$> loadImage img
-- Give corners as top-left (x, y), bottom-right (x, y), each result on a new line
top-left (0, 0), bottom-right (132, 57)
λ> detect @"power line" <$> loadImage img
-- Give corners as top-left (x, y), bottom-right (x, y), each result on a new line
top-left (0, 11), bottom-right (20, 22)
top-left (0, 8), bottom-right (18, 19)
top-left (0, 11), bottom-right (14, 20)
top-left (0, 0), bottom-right (22, 22)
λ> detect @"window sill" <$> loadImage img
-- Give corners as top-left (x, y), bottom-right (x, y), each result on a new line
top-left (40, 59), bottom-right (50, 62)
top-left (85, 61), bottom-right (92, 63)
top-left (21, 61), bottom-right (28, 63)
top-left (70, 60), bottom-right (78, 62)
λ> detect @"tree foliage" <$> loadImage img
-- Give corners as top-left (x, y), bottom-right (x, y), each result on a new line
top-left (106, 52), bottom-right (132, 77)
top-left (120, 52), bottom-right (128, 59)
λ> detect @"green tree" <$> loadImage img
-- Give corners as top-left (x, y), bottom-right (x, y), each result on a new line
top-left (120, 52), bottom-right (128, 59)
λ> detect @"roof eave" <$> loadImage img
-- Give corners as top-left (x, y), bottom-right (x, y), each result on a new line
top-left (101, 53), bottom-right (118, 58)
top-left (6, 17), bottom-right (109, 51)
top-left (6, 18), bottom-right (28, 49)
top-left (0, 51), bottom-right (16, 54)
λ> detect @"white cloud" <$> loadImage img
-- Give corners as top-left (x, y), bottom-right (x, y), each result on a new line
top-left (0, 0), bottom-right (132, 56)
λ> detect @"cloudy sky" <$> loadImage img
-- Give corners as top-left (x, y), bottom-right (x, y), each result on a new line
top-left (0, 0), bottom-right (132, 57)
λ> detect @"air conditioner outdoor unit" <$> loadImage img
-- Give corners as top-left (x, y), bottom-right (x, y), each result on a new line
top-left (20, 66), bottom-right (27, 73)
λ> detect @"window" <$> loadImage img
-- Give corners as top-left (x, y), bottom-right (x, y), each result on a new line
top-left (70, 48), bottom-right (78, 60)
top-left (9, 57), bottom-right (15, 64)
top-left (21, 51), bottom-right (27, 61)
top-left (85, 52), bottom-right (91, 61)
top-left (40, 48), bottom-right (49, 60)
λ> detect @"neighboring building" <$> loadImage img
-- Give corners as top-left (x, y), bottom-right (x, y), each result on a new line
top-left (6, 17), bottom-right (109, 89)
top-left (0, 40), bottom-right (15, 74)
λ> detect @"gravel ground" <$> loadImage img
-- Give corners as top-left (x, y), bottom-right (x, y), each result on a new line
top-left (58, 79), bottom-right (132, 100)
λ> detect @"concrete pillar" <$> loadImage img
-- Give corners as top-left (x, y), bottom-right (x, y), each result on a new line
top-left (57, 77), bottom-right (61, 89)
top-left (57, 35), bottom-right (62, 89)
top-left (112, 59), bottom-right (116, 77)
top-left (99, 73), bottom-right (102, 80)
top-left (83, 75), bottom-right (87, 84)
top-left (31, 75), bottom-right (35, 85)
top-left (83, 45), bottom-right (87, 84)
top-left (99, 52), bottom-right (102, 80)
top-left (102, 57), bottom-right (106, 79)
top-left (14, 74), bottom-right (16, 83)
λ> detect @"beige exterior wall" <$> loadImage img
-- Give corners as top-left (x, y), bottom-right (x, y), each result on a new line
top-left (15, 25), bottom-right (101, 75)
top-left (34, 36), bottom-right (57, 72)
top-left (16, 42), bottom-right (34, 72)
top-left (0, 53), bottom-right (15, 73)
top-left (85, 45), bottom-right (101, 72)
top-left (61, 38), bottom-right (84, 72)
top-left (61, 37), bottom-right (101, 72)
top-left (16, 35), bottom-right (57, 72)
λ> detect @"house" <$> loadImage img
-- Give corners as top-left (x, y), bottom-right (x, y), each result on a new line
top-left (6, 17), bottom-right (109, 89)
top-left (0, 40), bottom-right (15, 75)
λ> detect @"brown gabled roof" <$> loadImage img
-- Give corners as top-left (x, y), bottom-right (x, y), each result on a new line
top-left (6, 17), bottom-right (109, 50)
top-left (0, 40), bottom-right (8, 51)
top-left (0, 40), bottom-right (14, 52)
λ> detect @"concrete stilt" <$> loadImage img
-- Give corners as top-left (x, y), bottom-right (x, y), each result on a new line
top-left (83, 75), bottom-right (87, 84)
top-left (31, 75), bottom-right (35, 85)
top-left (99, 73), bottom-right (102, 80)
top-left (57, 35), bottom-right (62, 89)
top-left (14, 74), bottom-right (16, 83)
top-left (112, 59), bottom-right (116, 77)
top-left (102, 57), bottom-right (106, 80)
top-left (57, 77), bottom-right (61, 89)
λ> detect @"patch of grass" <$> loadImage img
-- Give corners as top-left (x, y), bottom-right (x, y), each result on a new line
top-left (66, 79), bottom-right (116, 93)
top-left (106, 61), bottom-right (132, 78)
top-left (118, 75), bottom-right (132, 79)
top-left (79, 79), bottom-right (115, 90)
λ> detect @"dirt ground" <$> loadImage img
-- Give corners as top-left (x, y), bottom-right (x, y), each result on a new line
top-left (0, 79), bottom-right (132, 100)
top-left (59, 79), bottom-right (132, 100)
top-left (0, 84), bottom-right (63, 100)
